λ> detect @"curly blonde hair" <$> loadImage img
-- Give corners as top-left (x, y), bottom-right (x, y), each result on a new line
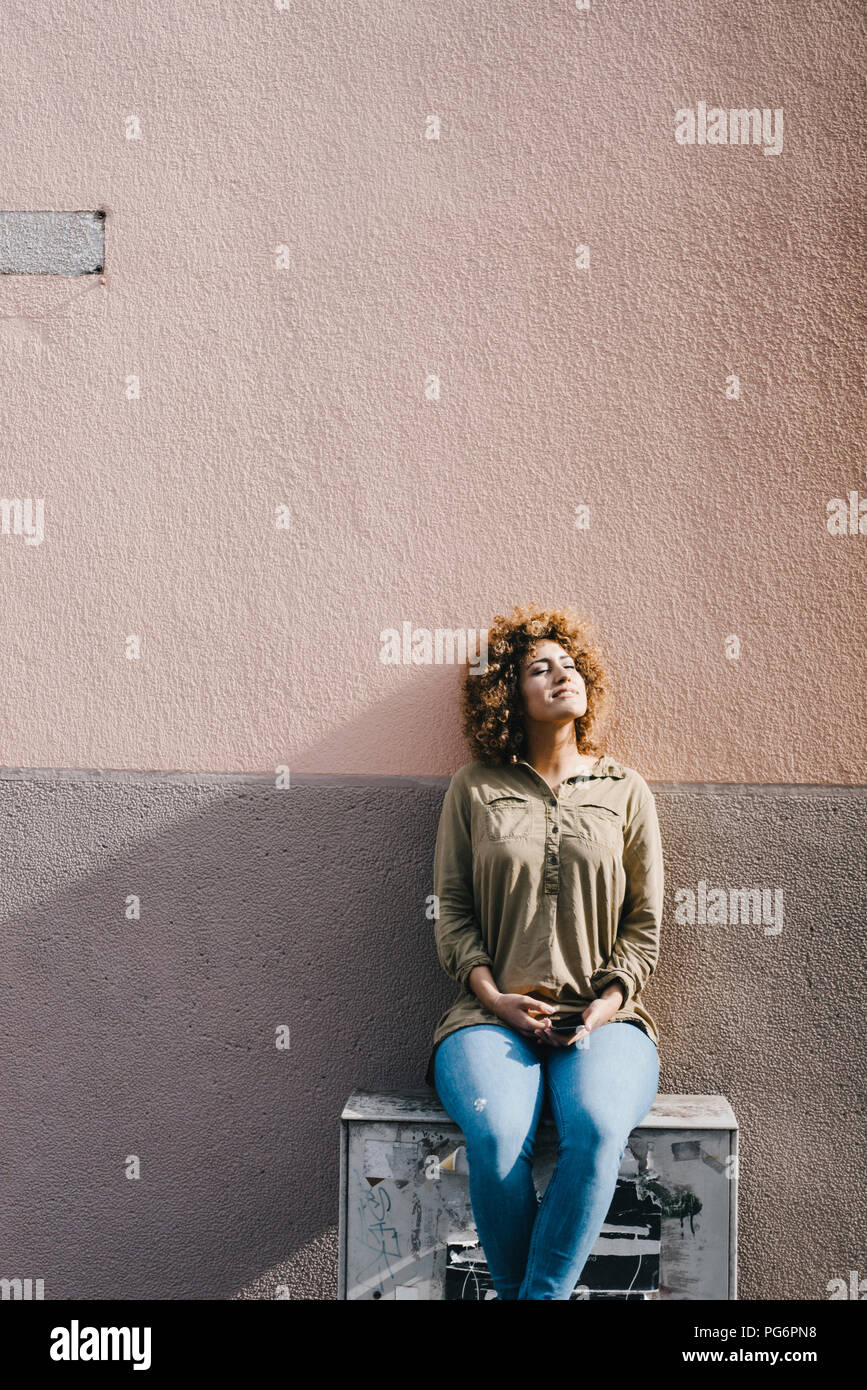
top-left (462, 601), bottom-right (612, 765)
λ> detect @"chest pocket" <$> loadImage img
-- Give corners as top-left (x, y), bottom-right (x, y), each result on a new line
top-left (483, 792), bottom-right (534, 841)
top-left (561, 802), bottom-right (623, 851)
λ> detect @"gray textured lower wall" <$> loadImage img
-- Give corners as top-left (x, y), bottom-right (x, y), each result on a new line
top-left (0, 769), bottom-right (864, 1301)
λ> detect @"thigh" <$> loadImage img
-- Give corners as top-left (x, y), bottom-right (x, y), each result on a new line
top-left (544, 1021), bottom-right (660, 1145)
top-left (434, 1024), bottom-right (545, 1150)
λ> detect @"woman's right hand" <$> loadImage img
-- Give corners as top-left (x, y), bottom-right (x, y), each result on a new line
top-left (491, 993), bottom-right (556, 1041)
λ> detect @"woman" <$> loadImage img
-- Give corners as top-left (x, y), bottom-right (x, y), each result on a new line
top-left (425, 601), bottom-right (663, 1301)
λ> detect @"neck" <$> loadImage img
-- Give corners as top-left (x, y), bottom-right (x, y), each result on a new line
top-left (522, 725), bottom-right (595, 779)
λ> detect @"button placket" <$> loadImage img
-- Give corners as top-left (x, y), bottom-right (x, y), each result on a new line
top-left (545, 798), bottom-right (560, 893)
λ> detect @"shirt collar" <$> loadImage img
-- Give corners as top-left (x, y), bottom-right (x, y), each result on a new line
top-left (515, 754), bottom-right (627, 781)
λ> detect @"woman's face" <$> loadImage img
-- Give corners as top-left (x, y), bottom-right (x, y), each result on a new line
top-left (518, 639), bottom-right (588, 726)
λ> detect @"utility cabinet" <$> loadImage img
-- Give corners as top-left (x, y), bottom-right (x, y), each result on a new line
top-left (339, 1089), bottom-right (737, 1300)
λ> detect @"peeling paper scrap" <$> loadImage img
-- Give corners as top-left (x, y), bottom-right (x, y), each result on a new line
top-left (439, 1145), bottom-right (470, 1174)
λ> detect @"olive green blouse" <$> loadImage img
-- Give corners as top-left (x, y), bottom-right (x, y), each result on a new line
top-left (425, 754), bottom-right (663, 1086)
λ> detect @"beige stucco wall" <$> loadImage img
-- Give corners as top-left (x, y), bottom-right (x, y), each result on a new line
top-left (0, 0), bottom-right (862, 782)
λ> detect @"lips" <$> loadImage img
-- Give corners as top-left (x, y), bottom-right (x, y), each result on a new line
top-left (553, 689), bottom-right (579, 698)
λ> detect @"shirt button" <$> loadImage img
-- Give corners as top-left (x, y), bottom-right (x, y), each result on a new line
top-left (552, 824), bottom-right (559, 834)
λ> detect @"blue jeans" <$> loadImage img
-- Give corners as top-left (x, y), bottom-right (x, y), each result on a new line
top-left (433, 1020), bottom-right (659, 1300)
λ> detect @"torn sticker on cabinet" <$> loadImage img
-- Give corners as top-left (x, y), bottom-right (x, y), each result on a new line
top-left (362, 1139), bottom-right (419, 1182)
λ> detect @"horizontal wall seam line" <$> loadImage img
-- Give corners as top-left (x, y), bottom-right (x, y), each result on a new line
top-left (0, 767), bottom-right (864, 794)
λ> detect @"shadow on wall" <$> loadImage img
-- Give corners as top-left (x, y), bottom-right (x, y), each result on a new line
top-left (0, 770), bottom-right (863, 1299)
top-left (0, 774), bottom-right (458, 1299)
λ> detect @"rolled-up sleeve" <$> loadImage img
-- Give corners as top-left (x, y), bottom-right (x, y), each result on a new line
top-left (433, 774), bottom-right (493, 987)
top-left (590, 791), bottom-right (663, 1006)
